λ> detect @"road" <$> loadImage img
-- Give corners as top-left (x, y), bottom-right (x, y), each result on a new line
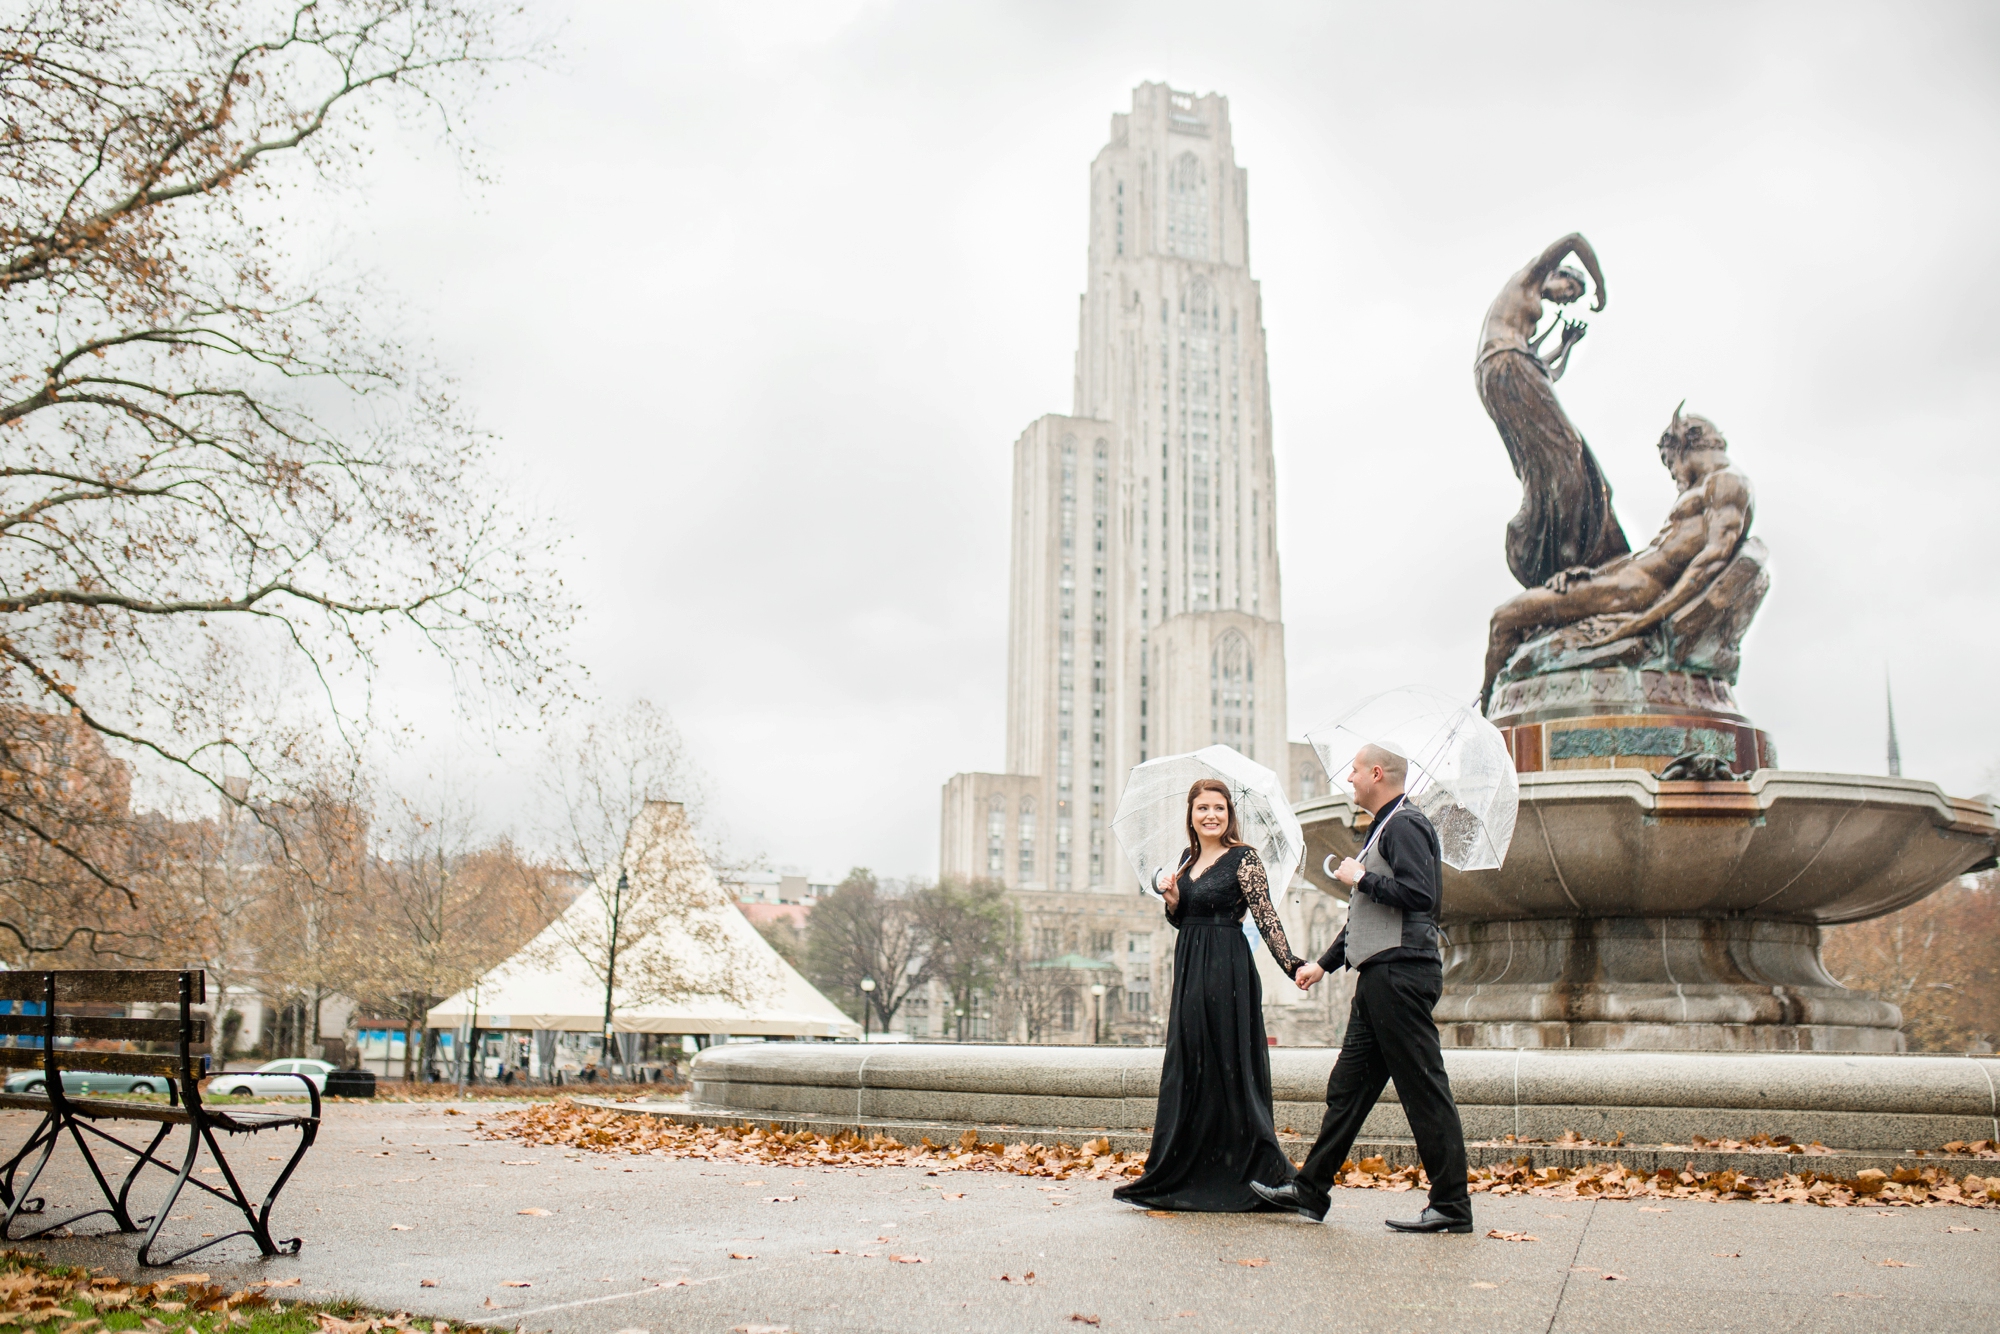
top-left (11, 1102), bottom-right (1998, 1334)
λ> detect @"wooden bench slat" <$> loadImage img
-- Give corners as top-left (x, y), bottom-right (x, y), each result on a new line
top-left (0, 1049), bottom-right (194, 1077)
top-left (0, 1091), bottom-right (195, 1124)
top-left (0, 971), bottom-right (201, 1004)
top-left (0, 1015), bottom-right (206, 1043)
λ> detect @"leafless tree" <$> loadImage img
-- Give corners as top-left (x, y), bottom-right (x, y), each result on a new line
top-left (803, 869), bottom-right (931, 1035)
top-left (911, 877), bottom-right (1009, 1041)
top-left (341, 794), bottom-right (560, 1080)
top-left (990, 916), bottom-right (1074, 1044)
top-left (531, 702), bottom-right (761, 1073)
top-left (0, 0), bottom-right (572, 954)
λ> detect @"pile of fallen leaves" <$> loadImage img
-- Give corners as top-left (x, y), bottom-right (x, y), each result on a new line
top-left (486, 1101), bottom-right (2000, 1208)
top-left (0, 1252), bottom-right (489, 1334)
top-left (485, 1100), bottom-right (1144, 1181)
top-left (0, 1256), bottom-right (287, 1330)
top-left (1335, 1154), bottom-right (2000, 1209)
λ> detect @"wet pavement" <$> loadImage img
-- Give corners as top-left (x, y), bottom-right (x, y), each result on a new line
top-left (8, 1102), bottom-right (1998, 1334)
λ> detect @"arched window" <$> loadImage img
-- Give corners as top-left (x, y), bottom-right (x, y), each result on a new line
top-left (1168, 152), bottom-right (1208, 260)
top-left (1210, 630), bottom-right (1254, 758)
top-left (986, 796), bottom-right (1005, 874)
top-left (1018, 798), bottom-right (1036, 878)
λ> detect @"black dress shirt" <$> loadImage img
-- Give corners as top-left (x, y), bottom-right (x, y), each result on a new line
top-left (1317, 793), bottom-right (1443, 972)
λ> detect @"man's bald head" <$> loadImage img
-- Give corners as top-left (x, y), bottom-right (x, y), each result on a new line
top-left (1354, 744), bottom-right (1409, 786)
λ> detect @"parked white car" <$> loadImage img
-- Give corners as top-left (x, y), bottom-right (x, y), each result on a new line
top-left (206, 1059), bottom-right (333, 1098)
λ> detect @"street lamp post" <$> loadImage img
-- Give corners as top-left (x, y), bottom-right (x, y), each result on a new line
top-left (859, 977), bottom-right (876, 1042)
top-left (1090, 982), bottom-right (1106, 1045)
top-left (953, 1007), bottom-right (965, 1042)
top-left (601, 869), bottom-right (628, 1082)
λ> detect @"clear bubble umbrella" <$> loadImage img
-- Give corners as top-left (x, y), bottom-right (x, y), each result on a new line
top-left (1111, 745), bottom-right (1305, 903)
top-left (1305, 686), bottom-right (1520, 871)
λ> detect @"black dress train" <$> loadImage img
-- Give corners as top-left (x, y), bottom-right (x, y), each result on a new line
top-left (1113, 845), bottom-right (1305, 1212)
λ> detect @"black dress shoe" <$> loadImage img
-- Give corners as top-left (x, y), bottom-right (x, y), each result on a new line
top-left (1249, 1179), bottom-right (1328, 1222)
top-left (1384, 1206), bottom-right (1474, 1234)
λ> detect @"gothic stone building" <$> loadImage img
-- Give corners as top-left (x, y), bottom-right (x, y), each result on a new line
top-left (940, 84), bottom-right (1349, 1045)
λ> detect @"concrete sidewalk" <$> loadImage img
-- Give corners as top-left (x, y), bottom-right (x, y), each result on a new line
top-left (10, 1103), bottom-right (1997, 1334)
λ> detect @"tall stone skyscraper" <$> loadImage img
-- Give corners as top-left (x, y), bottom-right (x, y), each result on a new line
top-left (943, 83), bottom-right (1313, 902)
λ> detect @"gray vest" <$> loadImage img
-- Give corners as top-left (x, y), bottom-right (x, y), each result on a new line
top-left (1344, 802), bottom-right (1442, 967)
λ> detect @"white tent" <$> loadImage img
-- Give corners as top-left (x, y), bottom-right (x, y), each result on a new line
top-left (427, 803), bottom-right (859, 1041)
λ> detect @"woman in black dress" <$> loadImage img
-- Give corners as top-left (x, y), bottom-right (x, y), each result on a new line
top-left (1114, 778), bottom-right (1306, 1212)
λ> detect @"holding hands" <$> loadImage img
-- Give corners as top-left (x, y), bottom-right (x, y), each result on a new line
top-left (1294, 962), bottom-right (1325, 991)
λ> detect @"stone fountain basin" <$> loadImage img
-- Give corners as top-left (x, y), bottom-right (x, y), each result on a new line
top-left (1298, 770), bottom-right (1997, 925)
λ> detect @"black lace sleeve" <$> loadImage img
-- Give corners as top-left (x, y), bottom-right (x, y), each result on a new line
top-left (1237, 848), bottom-right (1303, 978)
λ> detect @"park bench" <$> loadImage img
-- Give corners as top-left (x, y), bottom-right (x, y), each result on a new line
top-left (0, 969), bottom-right (319, 1266)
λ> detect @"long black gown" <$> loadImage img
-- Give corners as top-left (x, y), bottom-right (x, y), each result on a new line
top-left (1113, 845), bottom-right (1306, 1212)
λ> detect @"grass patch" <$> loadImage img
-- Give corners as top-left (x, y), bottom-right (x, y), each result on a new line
top-left (0, 1250), bottom-right (474, 1334)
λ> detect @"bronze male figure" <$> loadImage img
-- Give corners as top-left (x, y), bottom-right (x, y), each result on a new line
top-left (1480, 408), bottom-right (1755, 711)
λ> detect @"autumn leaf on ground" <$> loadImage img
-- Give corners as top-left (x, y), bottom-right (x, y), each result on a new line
top-left (940, 1192), bottom-right (965, 1200)
top-left (741, 1180), bottom-right (765, 1187)
top-left (419, 1280), bottom-right (438, 1288)
top-left (822, 1249), bottom-right (843, 1255)
top-left (1945, 1226), bottom-right (1981, 1233)
top-left (1714, 1252), bottom-right (1740, 1258)
top-left (1235, 1258), bottom-right (1269, 1268)
top-left (390, 1224), bottom-right (413, 1231)
top-left (1601, 1273), bottom-right (1627, 1281)
top-left (1877, 1259), bottom-right (1917, 1268)
top-left (729, 1253), bottom-right (756, 1261)
top-left (888, 1255), bottom-right (926, 1264)
top-left (1470, 1282), bottom-right (1498, 1289)
top-left (501, 1161), bottom-right (539, 1166)
top-left (1146, 1210), bottom-right (1175, 1218)
top-left (1067, 1318), bottom-right (1101, 1327)
top-left (500, 1281), bottom-right (533, 1288)
top-left (1638, 1207), bottom-right (1671, 1213)
top-left (1486, 1230), bottom-right (1539, 1243)
top-left (517, 1208), bottom-right (551, 1216)
top-left (763, 1196), bottom-right (798, 1203)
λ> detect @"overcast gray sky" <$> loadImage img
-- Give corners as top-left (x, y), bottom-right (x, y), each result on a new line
top-left (347, 0), bottom-right (2000, 877)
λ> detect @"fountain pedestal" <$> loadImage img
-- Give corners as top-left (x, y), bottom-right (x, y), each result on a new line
top-left (1298, 672), bottom-right (1999, 1052)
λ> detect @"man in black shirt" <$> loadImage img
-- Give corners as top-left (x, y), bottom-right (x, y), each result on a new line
top-left (1250, 743), bottom-right (1473, 1233)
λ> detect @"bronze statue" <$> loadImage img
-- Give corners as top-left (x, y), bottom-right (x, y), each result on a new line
top-left (1480, 407), bottom-right (1765, 711)
top-left (1476, 234), bottom-right (1630, 588)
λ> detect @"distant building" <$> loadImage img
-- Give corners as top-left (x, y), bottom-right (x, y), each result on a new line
top-left (938, 84), bottom-right (1343, 1044)
top-left (725, 871), bottom-right (836, 906)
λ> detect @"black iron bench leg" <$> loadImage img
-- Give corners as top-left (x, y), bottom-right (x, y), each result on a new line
top-left (242, 1120), bottom-right (317, 1256)
top-left (137, 1123), bottom-right (313, 1267)
top-left (115, 1123), bottom-right (173, 1231)
top-left (0, 1110), bottom-right (56, 1218)
top-left (134, 1125), bottom-right (203, 1266)
top-left (0, 1116), bottom-right (60, 1238)
top-left (62, 1113), bottom-right (141, 1233)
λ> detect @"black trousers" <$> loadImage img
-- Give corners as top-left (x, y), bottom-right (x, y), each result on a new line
top-left (1293, 957), bottom-right (1471, 1221)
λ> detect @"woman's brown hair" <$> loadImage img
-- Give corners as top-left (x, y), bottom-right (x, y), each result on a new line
top-left (1175, 778), bottom-right (1245, 877)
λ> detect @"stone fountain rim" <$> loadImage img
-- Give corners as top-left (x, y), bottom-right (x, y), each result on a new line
top-left (1295, 768), bottom-right (1998, 826)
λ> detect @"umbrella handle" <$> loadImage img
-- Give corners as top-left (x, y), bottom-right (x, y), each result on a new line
top-left (1322, 854), bottom-right (1338, 880)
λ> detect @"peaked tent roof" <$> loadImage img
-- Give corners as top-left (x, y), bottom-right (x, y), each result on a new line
top-left (427, 802), bottom-right (859, 1039)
